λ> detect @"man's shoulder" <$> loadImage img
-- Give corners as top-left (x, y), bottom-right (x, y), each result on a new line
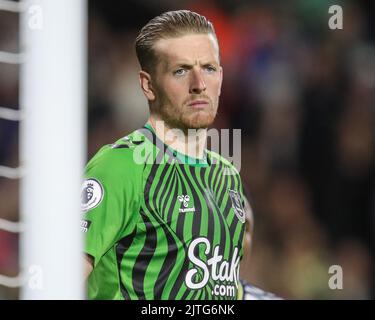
top-left (207, 149), bottom-right (240, 174)
top-left (86, 128), bottom-right (154, 175)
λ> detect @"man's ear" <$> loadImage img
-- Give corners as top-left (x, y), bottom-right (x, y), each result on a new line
top-left (218, 66), bottom-right (223, 96)
top-left (139, 70), bottom-right (156, 101)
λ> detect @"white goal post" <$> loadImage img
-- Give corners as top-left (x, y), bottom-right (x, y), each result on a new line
top-left (20, 0), bottom-right (87, 299)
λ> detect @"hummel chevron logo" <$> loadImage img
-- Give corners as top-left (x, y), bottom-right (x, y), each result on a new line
top-left (177, 195), bottom-right (196, 213)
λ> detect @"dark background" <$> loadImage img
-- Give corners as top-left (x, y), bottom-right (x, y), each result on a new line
top-left (1, 0), bottom-right (375, 299)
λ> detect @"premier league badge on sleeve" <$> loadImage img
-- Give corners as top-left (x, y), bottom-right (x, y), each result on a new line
top-left (81, 178), bottom-right (104, 212)
top-left (228, 189), bottom-right (246, 223)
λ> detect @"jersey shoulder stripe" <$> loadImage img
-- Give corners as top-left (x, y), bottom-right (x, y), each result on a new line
top-left (86, 129), bottom-right (156, 172)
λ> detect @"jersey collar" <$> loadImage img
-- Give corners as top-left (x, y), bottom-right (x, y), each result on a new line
top-left (142, 123), bottom-right (210, 167)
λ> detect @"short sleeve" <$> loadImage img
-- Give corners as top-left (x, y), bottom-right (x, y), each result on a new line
top-left (81, 149), bottom-right (141, 267)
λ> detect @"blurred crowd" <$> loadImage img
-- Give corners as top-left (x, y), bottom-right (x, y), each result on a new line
top-left (1, 0), bottom-right (374, 299)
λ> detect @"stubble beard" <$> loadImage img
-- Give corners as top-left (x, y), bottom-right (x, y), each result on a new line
top-left (152, 95), bottom-right (218, 132)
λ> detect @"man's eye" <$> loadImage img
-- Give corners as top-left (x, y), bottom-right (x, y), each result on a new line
top-left (204, 66), bottom-right (217, 73)
top-left (174, 69), bottom-right (187, 76)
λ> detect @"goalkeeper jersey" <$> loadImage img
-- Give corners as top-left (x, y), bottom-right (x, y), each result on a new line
top-left (82, 124), bottom-right (246, 300)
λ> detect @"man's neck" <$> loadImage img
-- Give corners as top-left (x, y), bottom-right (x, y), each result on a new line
top-left (147, 116), bottom-right (207, 159)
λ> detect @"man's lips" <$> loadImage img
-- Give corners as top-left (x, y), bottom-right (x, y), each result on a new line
top-left (187, 100), bottom-right (209, 107)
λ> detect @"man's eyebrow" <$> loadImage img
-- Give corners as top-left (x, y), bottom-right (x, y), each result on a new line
top-left (171, 61), bottom-right (219, 69)
top-left (170, 62), bottom-right (193, 69)
top-left (202, 61), bottom-right (219, 66)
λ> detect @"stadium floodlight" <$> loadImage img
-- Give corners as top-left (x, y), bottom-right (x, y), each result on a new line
top-left (20, 0), bottom-right (87, 299)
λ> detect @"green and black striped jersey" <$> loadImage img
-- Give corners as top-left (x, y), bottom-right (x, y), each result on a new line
top-left (82, 124), bottom-right (246, 300)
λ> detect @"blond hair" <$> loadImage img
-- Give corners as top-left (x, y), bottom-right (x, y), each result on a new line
top-left (135, 10), bottom-right (217, 74)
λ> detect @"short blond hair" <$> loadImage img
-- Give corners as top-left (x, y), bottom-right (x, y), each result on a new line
top-left (135, 10), bottom-right (218, 74)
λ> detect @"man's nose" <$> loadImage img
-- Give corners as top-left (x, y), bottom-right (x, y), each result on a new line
top-left (189, 69), bottom-right (206, 94)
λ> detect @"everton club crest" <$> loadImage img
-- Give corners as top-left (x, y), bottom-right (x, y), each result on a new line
top-left (228, 189), bottom-right (245, 223)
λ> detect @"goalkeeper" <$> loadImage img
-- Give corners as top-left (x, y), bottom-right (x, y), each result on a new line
top-left (82, 10), bottom-right (247, 300)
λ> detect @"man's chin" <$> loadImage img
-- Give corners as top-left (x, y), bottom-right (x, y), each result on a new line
top-left (183, 114), bottom-right (215, 130)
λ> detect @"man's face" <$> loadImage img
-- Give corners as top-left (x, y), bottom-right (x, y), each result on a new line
top-left (150, 33), bottom-right (223, 130)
